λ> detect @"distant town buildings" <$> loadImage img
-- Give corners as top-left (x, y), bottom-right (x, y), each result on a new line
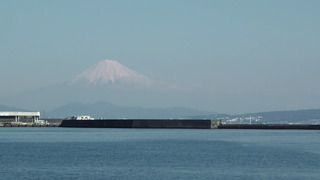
top-left (220, 116), bottom-right (263, 124)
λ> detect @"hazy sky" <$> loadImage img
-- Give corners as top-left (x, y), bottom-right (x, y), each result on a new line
top-left (1, 0), bottom-right (320, 113)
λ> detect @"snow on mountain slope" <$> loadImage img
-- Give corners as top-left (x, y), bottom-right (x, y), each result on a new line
top-left (70, 60), bottom-right (153, 86)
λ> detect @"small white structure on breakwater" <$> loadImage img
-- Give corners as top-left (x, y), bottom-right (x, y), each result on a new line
top-left (0, 112), bottom-right (40, 123)
top-left (66, 115), bottom-right (94, 120)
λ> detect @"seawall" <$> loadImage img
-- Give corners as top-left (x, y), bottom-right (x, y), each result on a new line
top-left (59, 120), bottom-right (320, 130)
top-left (59, 119), bottom-right (219, 129)
top-left (218, 124), bottom-right (320, 130)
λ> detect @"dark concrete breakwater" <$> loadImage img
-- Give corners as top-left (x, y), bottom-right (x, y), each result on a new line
top-left (59, 119), bottom-right (220, 129)
top-left (59, 119), bottom-right (320, 130)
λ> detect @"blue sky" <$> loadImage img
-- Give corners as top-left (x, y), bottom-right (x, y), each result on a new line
top-left (1, 0), bottom-right (320, 113)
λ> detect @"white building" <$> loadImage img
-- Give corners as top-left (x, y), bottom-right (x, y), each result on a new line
top-left (66, 115), bottom-right (94, 120)
top-left (0, 112), bottom-right (40, 123)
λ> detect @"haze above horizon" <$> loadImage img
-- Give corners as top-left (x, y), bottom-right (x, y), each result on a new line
top-left (1, 0), bottom-right (320, 114)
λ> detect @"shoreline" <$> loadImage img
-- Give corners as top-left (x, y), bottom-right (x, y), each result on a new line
top-left (59, 119), bottom-right (320, 130)
top-left (1, 119), bottom-right (320, 130)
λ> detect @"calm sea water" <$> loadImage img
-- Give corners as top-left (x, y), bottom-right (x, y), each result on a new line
top-left (0, 128), bottom-right (319, 180)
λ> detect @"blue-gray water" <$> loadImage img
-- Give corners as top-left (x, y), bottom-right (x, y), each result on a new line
top-left (0, 128), bottom-right (319, 180)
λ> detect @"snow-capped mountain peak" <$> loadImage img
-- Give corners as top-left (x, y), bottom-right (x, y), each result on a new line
top-left (71, 59), bottom-right (151, 85)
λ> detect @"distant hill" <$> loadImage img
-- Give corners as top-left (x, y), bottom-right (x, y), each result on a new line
top-left (46, 101), bottom-right (215, 119)
top-left (0, 59), bottom-right (186, 112)
top-left (2, 102), bottom-right (320, 124)
top-left (186, 113), bottom-right (231, 119)
top-left (0, 104), bottom-right (31, 112)
top-left (243, 109), bottom-right (320, 124)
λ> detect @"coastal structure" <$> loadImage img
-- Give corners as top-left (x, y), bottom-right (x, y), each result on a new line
top-left (66, 115), bottom-right (94, 120)
top-left (0, 112), bottom-right (40, 123)
top-left (59, 119), bottom-right (320, 130)
top-left (60, 119), bottom-right (222, 129)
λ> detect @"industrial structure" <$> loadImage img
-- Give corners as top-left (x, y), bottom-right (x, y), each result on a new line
top-left (0, 112), bottom-right (41, 124)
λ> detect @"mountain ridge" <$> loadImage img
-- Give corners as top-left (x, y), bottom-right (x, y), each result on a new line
top-left (0, 104), bottom-right (31, 112)
top-left (0, 59), bottom-right (179, 111)
top-left (46, 101), bottom-right (215, 119)
top-left (1, 103), bottom-right (320, 123)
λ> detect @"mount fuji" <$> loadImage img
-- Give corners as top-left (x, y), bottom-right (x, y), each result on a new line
top-left (0, 59), bottom-right (186, 114)
top-left (70, 60), bottom-right (154, 87)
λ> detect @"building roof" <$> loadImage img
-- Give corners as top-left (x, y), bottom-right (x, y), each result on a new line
top-left (0, 112), bottom-right (40, 116)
